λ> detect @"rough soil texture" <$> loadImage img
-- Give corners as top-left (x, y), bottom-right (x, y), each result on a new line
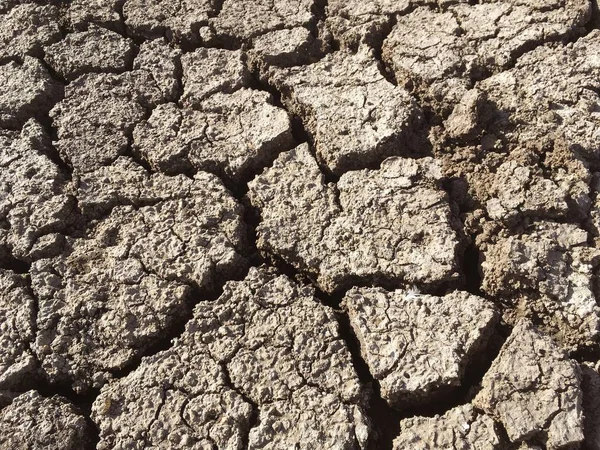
top-left (343, 287), bottom-right (498, 409)
top-left (0, 390), bottom-right (91, 449)
top-left (1, 0), bottom-right (600, 449)
top-left (0, 119), bottom-right (74, 262)
top-left (248, 146), bottom-right (461, 293)
top-left (92, 267), bottom-right (369, 449)
top-left (262, 48), bottom-right (424, 174)
top-left (0, 269), bottom-right (37, 390)
top-left (31, 159), bottom-right (247, 392)
top-left (473, 320), bottom-right (584, 449)
top-left (394, 319), bottom-right (584, 449)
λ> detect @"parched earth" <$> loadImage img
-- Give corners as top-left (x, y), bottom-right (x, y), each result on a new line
top-left (1, 0), bottom-right (600, 449)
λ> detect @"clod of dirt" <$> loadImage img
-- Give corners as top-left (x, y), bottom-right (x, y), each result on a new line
top-left (248, 144), bottom-right (461, 293)
top-left (50, 72), bottom-right (153, 172)
top-left (0, 120), bottom-right (74, 263)
top-left (382, 1), bottom-right (591, 114)
top-left (134, 38), bottom-right (182, 102)
top-left (0, 57), bottom-right (62, 129)
top-left (123, 0), bottom-right (214, 44)
top-left (68, 0), bottom-right (125, 31)
top-left (476, 30), bottom-right (600, 159)
top-left (392, 404), bottom-right (501, 449)
top-left (0, 269), bottom-right (37, 390)
top-left (133, 89), bottom-right (293, 185)
top-left (50, 49), bottom-right (178, 173)
top-left (342, 287), bottom-right (498, 409)
top-left (73, 156), bottom-right (213, 218)
top-left (180, 47), bottom-right (249, 107)
top-left (0, 3), bottom-right (61, 61)
top-left (30, 162), bottom-right (247, 392)
top-left (394, 318), bottom-right (585, 449)
top-left (481, 222), bottom-right (600, 351)
top-left (443, 88), bottom-right (486, 140)
top-left (0, 390), bottom-right (91, 449)
top-left (485, 158), bottom-right (589, 225)
top-left (473, 319), bottom-right (584, 449)
top-left (210, 0), bottom-right (315, 44)
top-left (262, 47), bottom-right (423, 174)
top-left (92, 266), bottom-right (370, 449)
top-left (44, 26), bottom-right (135, 81)
top-left (437, 32), bottom-right (600, 226)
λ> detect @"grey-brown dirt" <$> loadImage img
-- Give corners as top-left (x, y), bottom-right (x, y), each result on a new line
top-left (1, 1), bottom-right (599, 449)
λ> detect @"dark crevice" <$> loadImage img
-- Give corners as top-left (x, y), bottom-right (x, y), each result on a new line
top-left (309, 0), bottom-right (329, 43)
top-left (219, 362), bottom-right (259, 449)
top-left (0, 253), bottom-right (31, 273)
top-left (37, 52), bottom-right (68, 85)
top-left (243, 66), bottom-right (349, 190)
top-left (196, 29), bottom-right (245, 52)
top-left (23, 272), bottom-right (39, 348)
top-left (309, 279), bottom-right (402, 450)
top-left (197, 69), bottom-right (302, 199)
top-left (115, 0), bottom-right (128, 32)
top-left (33, 380), bottom-right (101, 450)
top-left (239, 196), bottom-right (261, 262)
top-left (491, 419), bottom-right (522, 450)
top-left (248, 68), bottom-right (309, 145)
top-left (311, 0), bottom-right (328, 25)
top-left (36, 112), bottom-right (73, 180)
top-left (248, 69), bottom-right (344, 185)
top-left (122, 134), bottom-right (155, 174)
top-left (334, 309), bottom-right (401, 450)
top-left (463, 241), bottom-right (483, 296)
top-left (497, 27), bottom-right (590, 79)
top-left (211, 0), bottom-right (226, 17)
top-left (590, 0), bottom-right (600, 31)
top-left (171, 52), bottom-right (185, 104)
top-left (371, 14), bottom-right (398, 86)
top-left (571, 344), bottom-right (600, 363)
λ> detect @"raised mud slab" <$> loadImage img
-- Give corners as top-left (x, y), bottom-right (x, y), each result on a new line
top-left (0, 1), bottom-right (600, 449)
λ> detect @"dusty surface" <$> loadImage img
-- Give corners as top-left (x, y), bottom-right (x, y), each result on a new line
top-left (30, 159), bottom-right (247, 392)
top-left (0, 119), bottom-right (74, 262)
top-left (248, 146), bottom-right (461, 293)
top-left (394, 319), bottom-right (584, 449)
top-left (44, 26), bottom-right (135, 81)
top-left (262, 48), bottom-right (423, 174)
top-left (0, 57), bottom-right (62, 128)
top-left (382, 1), bottom-right (591, 115)
top-left (481, 222), bottom-right (600, 351)
top-left (1, 0), bottom-right (600, 449)
top-left (0, 269), bottom-right (37, 390)
top-left (343, 287), bottom-right (498, 409)
top-left (393, 404), bottom-right (502, 449)
top-left (92, 267), bottom-right (368, 449)
top-left (0, 390), bottom-right (91, 449)
top-left (134, 88), bottom-right (294, 184)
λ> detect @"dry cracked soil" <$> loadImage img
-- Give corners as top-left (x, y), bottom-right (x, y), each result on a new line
top-left (2, 0), bottom-right (600, 449)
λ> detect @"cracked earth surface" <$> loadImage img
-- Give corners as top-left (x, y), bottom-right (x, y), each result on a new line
top-left (1, 0), bottom-right (600, 449)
